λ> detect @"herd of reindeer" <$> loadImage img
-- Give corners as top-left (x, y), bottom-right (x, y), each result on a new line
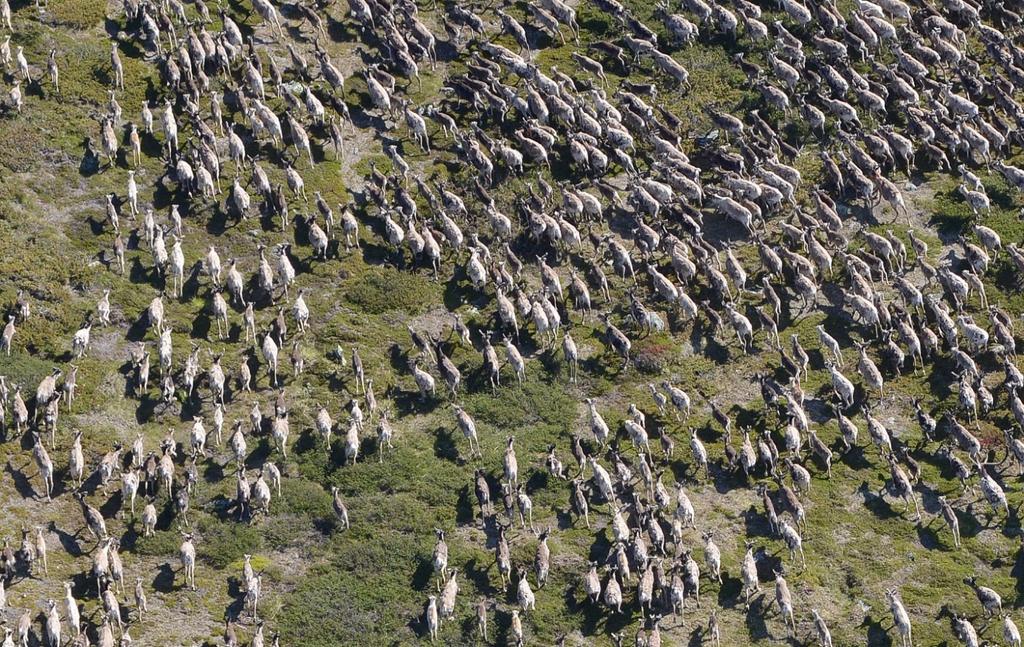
top-left (2, 0), bottom-right (1024, 643)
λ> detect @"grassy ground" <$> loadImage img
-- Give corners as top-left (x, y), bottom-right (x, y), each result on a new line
top-left (0, 0), bottom-right (1022, 646)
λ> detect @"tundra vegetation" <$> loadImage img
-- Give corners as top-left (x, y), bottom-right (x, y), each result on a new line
top-left (2, 0), bottom-right (1024, 644)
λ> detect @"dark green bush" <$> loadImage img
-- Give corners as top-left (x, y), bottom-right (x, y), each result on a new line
top-left (345, 266), bottom-right (439, 315)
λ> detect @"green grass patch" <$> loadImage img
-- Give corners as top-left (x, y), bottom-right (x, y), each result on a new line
top-left (344, 265), bottom-right (440, 315)
top-left (48, 0), bottom-right (106, 30)
top-left (276, 533), bottom-right (424, 645)
top-left (133, 529), bottom-right (182, 557)
top-left (196, 518), bottom-right (264, 569)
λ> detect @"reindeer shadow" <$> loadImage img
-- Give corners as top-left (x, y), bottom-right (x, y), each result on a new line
top-left (568, 581), bottom-right (632, 638)
top-left (49, 520), bottom-right (85, 558)
top-left (913, 518), bottom-right (942, 549)
top-left (204, 461), bottom-right (225, 483)
top-left (225, 594), bottom-right (247, 626)
top-left (463, 557), bottom-right (494, 597)
top-left (208, 494), bottom-right (241, 524)
top-left (79, 137), bottom-right (100, 176)
top-left (1006, 541), bottom-right (1024, 607)
top-left (152, 562), bottom-right (176, 593)
top-left (686, 625), bottom-right (711, 647)
top-left (99, 491), bottom-right (123, 520)
top-left (179, 263), bottom-right (204, 303)
top-left (1003, 506), bottom-right (1022, 539)
top-left (243, 438), bottom-right (273, 471)
top-left (744, 596), bottom-right (771, 641)
top-left (410, 555), bottom-right (434, 592)
top-left (862, 614), bottom-right (894, 646)
top-left (741, 506), bottom-right (772, 539)
top-left (716, 572), bottom-right (743, 609)
top-left (291, 429), bottom-right (320, 459)
top-left (858, 481), bottom-right (902, 520)
top-left (587, 532), bottom-right (613, 565)
top-left (917, 481), bottom-right (944, 515)
top-left (840, 446), bottom-right (873, 471)
top-left (455, 485), bottom-right (475, 525)
top-left (204, 203), bottom-right (234, 236)
top-left (431, 426), bottom-right (459, 463)
top-left (134, 394), bottom-right (160, 424)
top-left (85, 214), bottom-right (107, 236)
top-left (118, 525), bottom-right (139, 552)
top-left (5, 460), bottom-right (38, 500)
